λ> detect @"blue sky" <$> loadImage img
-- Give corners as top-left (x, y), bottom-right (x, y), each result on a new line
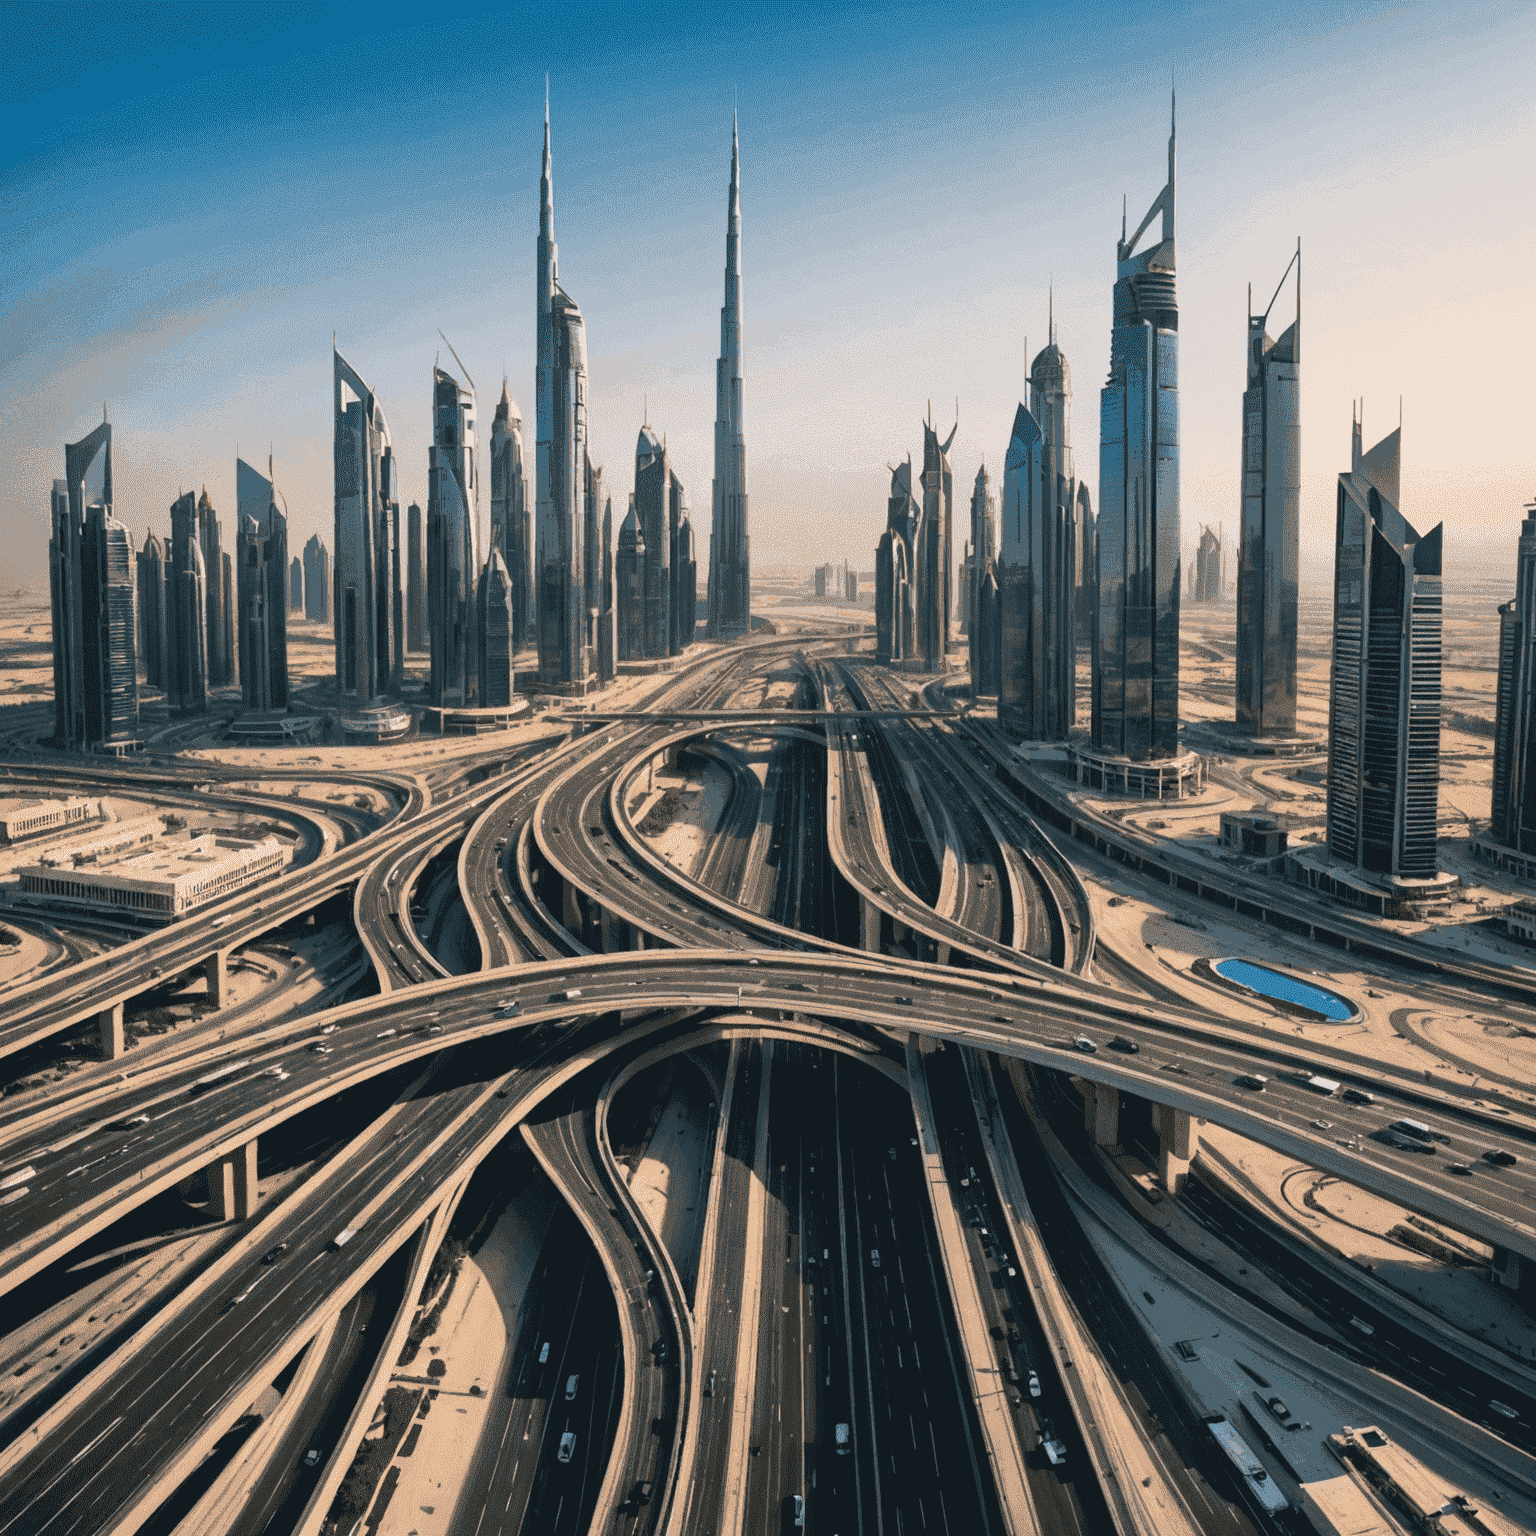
top-left (3, 0), bottom-right (1533, 590)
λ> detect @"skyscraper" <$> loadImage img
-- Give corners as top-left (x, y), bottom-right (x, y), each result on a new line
top-left (1095, 98), bottom-right (1181, 761)
top-left (198, 490), bottom-right (231, 687)
top-left (1193, 526), bottom-right (1222, 602)
top-left (303, 534), bottom-right (330, 625)
top-left (288, 556), bottom-right (303, 614)
top-left (616, 499), bottom-right (645, 663)
top-left (1236, 244), bottom-right (1301, 738)
top-left (634, 425), bottom-right (672, 659)
top-left (672, 493), bottom-right (697, 654)
top-left (917, 414), bottom-right (957, 671)
top-left (406, 503), bottom-right (425, 652)
top-left (490, 382), bottom-right (531, 647)
top-left (535, 97), bottom-right (592, 692)
top-left (999, 332), bottom-right (1081, 739)
top-left (1492, 500), bottom-right (1536, 858)
top-left (875, 458), bottom-right (919, 666)
top-left (333, 346), bottom-right (400, 702)
top-left (584, 456), bottom-right (603, 663)
top-left (220, 551), bottom-right (235, 688)
top-left (1325, 412), bottom-right (1442, 879)
top-left (49, 418), bottom-right (138, 749)
top-left (137, 532), bottom-right (168, 691)
top-left (1073, 483), bottom-right (1095, 649)
top-left (597, 494), bottom-right (615, 683)
top-left (168, 491), bottom-right (208, 714)
top-left (707, 116), bottom-right (750, 640)
top-left (965, 466), bottom-right (998, 695)
top-left (477, 550), bottom-right (516, 708)
top-left (427, 363), bottom-right (479, 706)
top-left (235, 455), bottom-right (289, 714)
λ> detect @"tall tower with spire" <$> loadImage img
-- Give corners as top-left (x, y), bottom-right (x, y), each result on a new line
top-left (1094, 95), bottom-right (1180, 761)
top-left (534, 89), bottom-right (592, 690)
top-left (490, 380), bottom-right (531, 646)
top-left (707, 116), bottom-right (750, 640)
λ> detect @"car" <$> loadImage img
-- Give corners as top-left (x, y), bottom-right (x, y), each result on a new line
top-left (791, 1494), bottom-right (805, 1527)
top-left (558, 1431), bottom-right (576, 1464)
top-left (261, 1242), bottom-right (289, 1264)
top-left (1347, 1316), bottom-right (1375, 1336)
top-left (1108, 1037), bottom-right (1139, 1054)
top-left (705, 1370), bottom-right (716, 1397)
top-left (551, 989), bottom-right (582, 1002)
top-left (785, 982), bottom-right (815, 993)
top-left (495, 1000), bottom-right (522, 1018)
top-left (893, 995), bottom-right (914, 1006)
top-left (1265, 1396), bottom-right (1291, 1421)
top-left (376, 1028), bottom-right (396, 1039)
top-left (1312, 1119), bottom-right (1333, 1131)
top-left (1073, 1036), bottom-right (1097, 1054)
top-left (835, 1421), bottom-right (851, 1454)
top-left (420, 1024), bottom-right (443, 1036)
top-left (565, 1374), bottom-right (579, 1400)
top-left (261, 1064), bottom-right (286, 1078)
top-left (887, 1146), bottom-right (897, 1160)
top-left (1341, 1087), bottom-right (1375, 1105)
top-left (1483, 1149), bottom-right (1518, 1167)
top-left (210, 917), bottom-right (228, 929)
top-left (302, 1448), bottom-right (321, 1467)
top-left (871, 1249), bottom-right (881, 1268)
top-left (1042, 1436), bottom-right (1069, 1466)
top-left (1448, 1162), bottom-right (1474, 1176)
top-left (1027, 1371), bottom-right (1041, 1398)
top-left (1489, 1400), bottom-right (1519, 1420)
top-left (539, 1341), bottom-right (550, 1364)
top-left (319, 1024), bottom-right (339, 1036)
top-left (308, 1043), bottom-right (333, 1055)
top-left (1385, 1132), bottom-right (1436, 1153)
top-left (1235, 1073), bottom-right (1267, 1091)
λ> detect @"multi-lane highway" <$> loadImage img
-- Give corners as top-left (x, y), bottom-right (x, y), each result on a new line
top-left (3, 630), bottom-right (1535, 1536)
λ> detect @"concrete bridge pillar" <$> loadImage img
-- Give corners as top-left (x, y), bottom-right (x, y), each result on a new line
top-left (1491, 1246), bottom-right (1523, 1291)
top-left (1154, 1104), bottom-right (1196, 1194)
top-left (860, 895), bottom-right (880, 953)
top-left (1094, 1084), bottom-right (1120, 1148)
top-left (98, 1002), bottom-right (125, 1060)
top-left (208, 1139), bottom-right (259, 1221)
top-left (205, 949), bottom-right (229, 1009)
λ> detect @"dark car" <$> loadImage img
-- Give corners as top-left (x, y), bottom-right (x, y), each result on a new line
top-left (1341, 1087), bottom-right (1375, 1105)
top-left (785, 982), bottom-right (815, 993)
top-left (261, 1242), bottom-right (290, 1264)
top-left (893, 995), bottom-right (914, 1006)
top-left (1483, 1149), bottom-right (1518, 1167)
top-left (1108, 1037), bottom-right (1139, 1054)
top-left (1447, 1162), bottom-right (1474, 1176)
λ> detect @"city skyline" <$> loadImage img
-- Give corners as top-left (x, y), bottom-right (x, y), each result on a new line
top-left (4, 4), bottom-right (1530, 597)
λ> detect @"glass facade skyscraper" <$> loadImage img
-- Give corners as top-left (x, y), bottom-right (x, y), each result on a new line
top-left (1491, 501), bottom-right (1536, 855)
top-left (1236, 245), bottom-right (1301, 737)
top-left (1094, 100), bottom-right (1180, 761)
top-left (427, 363), bottom-right (479, 706)
top-left (236, 455), bottom-right (289, 713)
top-left (1325, 414), bottom-right (1442, 879)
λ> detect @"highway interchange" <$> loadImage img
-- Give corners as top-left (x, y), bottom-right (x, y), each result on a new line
top-left (0, 624), bottom-right (1534, 1536)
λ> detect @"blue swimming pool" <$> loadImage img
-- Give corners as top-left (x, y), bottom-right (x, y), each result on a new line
top-left (1212, 958), bottom-right (1356, 1021)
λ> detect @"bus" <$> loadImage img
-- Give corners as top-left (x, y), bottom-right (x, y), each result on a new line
top-left (1203, 1415), bottom-right (1289, 1518)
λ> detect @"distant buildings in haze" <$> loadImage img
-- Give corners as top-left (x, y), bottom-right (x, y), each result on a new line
top-left (303, 534), bottom-right (330, 625)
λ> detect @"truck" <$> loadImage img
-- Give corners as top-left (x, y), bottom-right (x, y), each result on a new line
top-left (1301, 1074), bottom-right (1340, 1096)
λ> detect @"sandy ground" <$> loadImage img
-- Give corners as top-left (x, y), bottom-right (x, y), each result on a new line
top-left (1198, 1123), bottom-right (1536, 1364)
top-left (376, 1178), bottom-right (557, 1536)
top-left (642, 759), bottom-right (731, 877)
top-left (624, 1084), bottom-right (712, 1298)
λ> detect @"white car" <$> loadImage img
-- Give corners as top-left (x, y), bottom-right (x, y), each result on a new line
top-left (558, 1431), bottom-right (576, 1464)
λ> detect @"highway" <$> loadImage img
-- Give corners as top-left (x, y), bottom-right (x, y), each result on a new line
top-left (3, 632), bottom-right (1536, 1536)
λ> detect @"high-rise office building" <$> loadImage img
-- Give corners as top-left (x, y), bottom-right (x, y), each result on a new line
top-left (303, 534), bottom-right (330, 625)
top-left (616, 499), bottom-right (645, 663)
top-left (1325, 412), bottom-right (1442, 879)
top-left (220, 551), bottom-right (235, 687)
top-left (333, 347), bottom-right (400, 702)
top-left (597, 494), bottom-right (615, 683)
top-left (1073, 483), bottom-right (1095, 648)
top-left (708, 116), bottom-right (750, 640)
top-left (405, 502), bottom-right (426, 653)
top-left (634, 425), bottom-right (672, 659)
top-left (49, 418), bottom-right (138, 749)
top-left (137, 532), bottom-right (168, 691)
top-left (235, 455), bottom-right (289, 713)
top-left (917, 414), bottom-right (956, 671)
top-left (198, 490), bottom-right (232, 687)
top-left (477, 550), bottom-right (516, 708)
top-left (1492, 500), bottom-right (1536, 858)
top-left (288, 556), bottom-right (303, 614)
top-left (1193, 526), bottom-right (1222, 602)
top-left (168, 491), bottom-right (208, 714)
top-left (672, 495), bottom-right (697, 654)
top-left (584, 456), bottom-right (603, 663)
top-left (1236, 245), bottom-right (1301, 738)
top-left (999, 332), bottom-right (1081, 739)
top-left (1094, 98), bottom-right (1181, 761)
top-left (490, 382), bottom-right (531, 647)
top-left (966, 465), bottom-right (998, 694)
top-left (875, 458), bottom-right (919, 666)
top-left (535, 100), bottom-right (592, 692)
top-left (427, 363), bottom-right (479, 706)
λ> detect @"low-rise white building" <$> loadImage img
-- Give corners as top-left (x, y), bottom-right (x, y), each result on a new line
top-left (17, 834), bottom-right (291, 922)
top-left (0, 796), bottom-right (100, 844)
